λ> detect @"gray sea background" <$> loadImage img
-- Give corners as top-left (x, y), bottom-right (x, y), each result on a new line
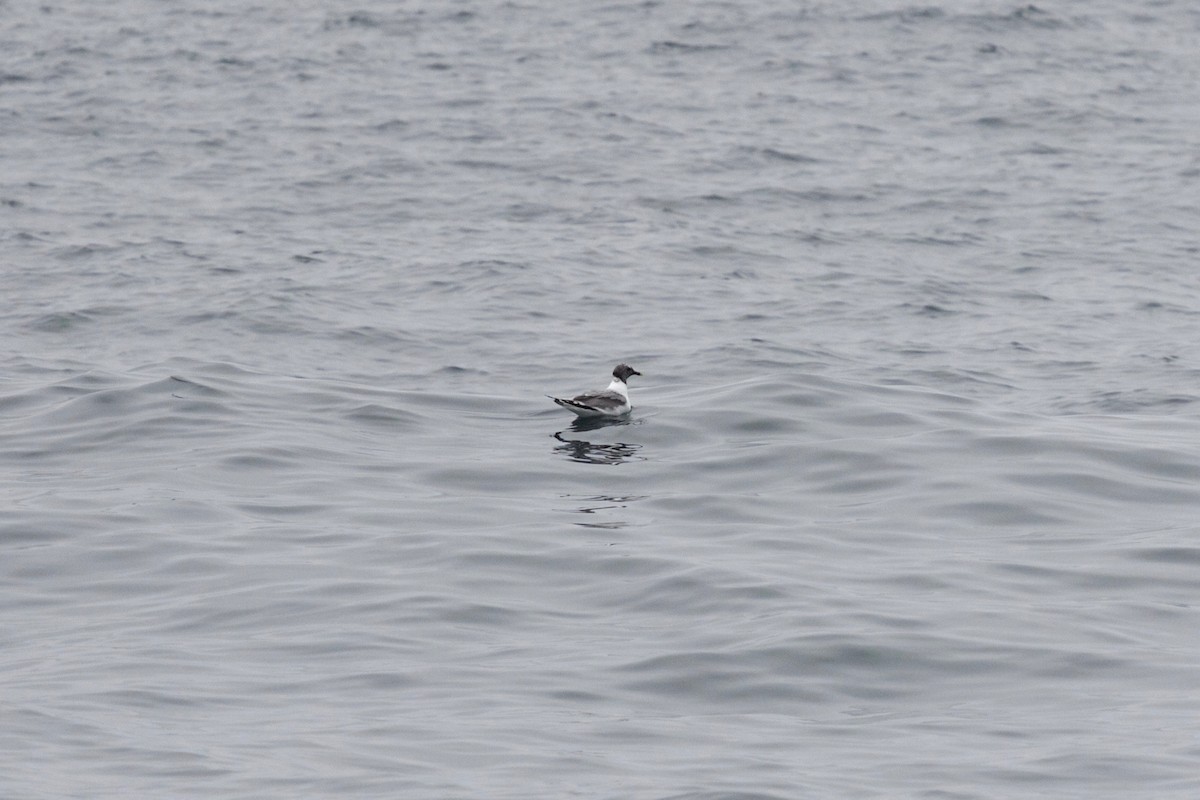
top-left (3, 1), bottom-right (1200, 797)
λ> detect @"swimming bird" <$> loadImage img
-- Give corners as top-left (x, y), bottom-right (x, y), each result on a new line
top-left (549, 364), bottom-right (641, 418)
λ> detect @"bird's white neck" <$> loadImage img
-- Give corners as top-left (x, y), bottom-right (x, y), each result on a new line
top-left (607, 377), bottom-right (630, 398)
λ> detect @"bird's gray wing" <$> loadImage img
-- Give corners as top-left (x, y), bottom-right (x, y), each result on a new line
top-left (570, 390), bottom-right (627, 412)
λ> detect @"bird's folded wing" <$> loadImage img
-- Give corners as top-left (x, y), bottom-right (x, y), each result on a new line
top-left (570, 390), bottom-right (626, 411)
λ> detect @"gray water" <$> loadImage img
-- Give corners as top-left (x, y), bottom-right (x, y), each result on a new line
top-left (3, 1), bottom-right (1200, 797)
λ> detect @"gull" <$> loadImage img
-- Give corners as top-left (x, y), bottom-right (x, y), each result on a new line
top-left (549, 364), bottom-right (641, 418)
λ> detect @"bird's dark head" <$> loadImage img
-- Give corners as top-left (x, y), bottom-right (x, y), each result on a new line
top-left (613, 364), bottom-right (641, 383)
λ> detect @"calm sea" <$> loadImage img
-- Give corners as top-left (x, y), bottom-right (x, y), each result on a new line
top-left (3, 1), bottom-right (1200, 797)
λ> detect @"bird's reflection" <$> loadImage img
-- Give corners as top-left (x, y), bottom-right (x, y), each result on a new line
top-left (552, 416), bottom-right (644, 465)
top-left (566, 415), bottom-right (639, 433)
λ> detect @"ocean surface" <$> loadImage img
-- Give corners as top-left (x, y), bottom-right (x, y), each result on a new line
top-left (3, 1), bottom-right (1200, 797)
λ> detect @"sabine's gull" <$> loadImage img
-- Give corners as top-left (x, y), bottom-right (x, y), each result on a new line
top-left (549, 364), bottom-right (641, 418)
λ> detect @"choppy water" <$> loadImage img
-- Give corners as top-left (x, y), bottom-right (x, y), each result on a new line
top-left (4, 1), bottom-right (1200, 798)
